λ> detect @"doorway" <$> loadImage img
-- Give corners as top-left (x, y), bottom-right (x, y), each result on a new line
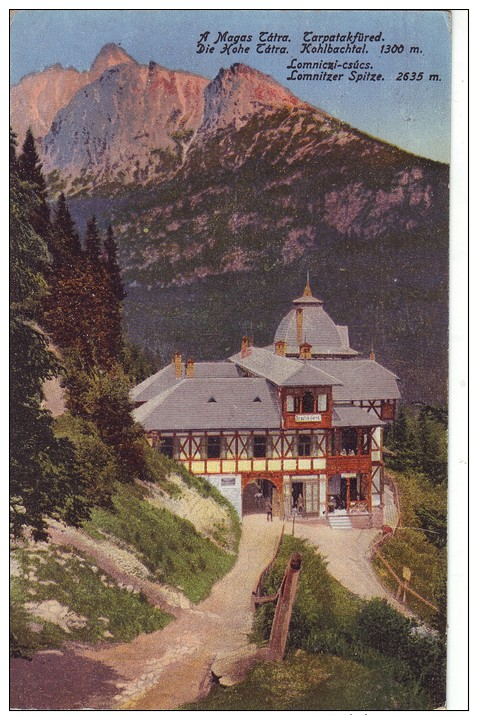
top-left (292, 482), bottom-right (304, 513)
top-left (242, 478), bottom-right (278, 516)
top-left (339, 476), bottom-right (358, 510)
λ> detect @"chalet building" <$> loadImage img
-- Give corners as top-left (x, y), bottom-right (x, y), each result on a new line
top-left (132, 280), bottom-right (400, 528)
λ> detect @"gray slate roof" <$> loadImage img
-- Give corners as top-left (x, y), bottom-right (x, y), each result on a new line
top-left (131, 361), bottom-right (240, 403)
top-left (133, 377), bottom-right (281, 431)
top-left (324, 360), bottom-right (400, 401)
top-left (229, 347), bottom-right (341, 387)
top-left (332, 405), bottom-right (385, 427)
top-left (274, 304), bottom-right (358, 356)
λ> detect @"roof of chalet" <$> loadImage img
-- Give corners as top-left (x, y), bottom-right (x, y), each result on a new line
top-left (273, 280), bottom-right (359, 357)
top-left (229, 347), bottom-right (342, 387)
top-left (133, 377), bottom-right (281, 431)
top-left (322, 360), bottom-right (401, 401)
top-left (332, 405), bottom-right (385, 428)
top-left (131, 361), bottom-right (240, 403)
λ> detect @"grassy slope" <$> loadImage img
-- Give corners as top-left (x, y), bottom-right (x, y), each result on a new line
top-left (11, 459), bottom-right (241, 656)
top-left (10, 543), bottom-right (172, 658)
top-left (83, 481), bottom-right (239, 603)
top-left (186, 535), bottom-right (445, 711)
top-left (374, 468), bottom-right (447, 626)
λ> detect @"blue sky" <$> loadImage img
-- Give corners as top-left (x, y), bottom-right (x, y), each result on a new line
top-left (10, 9), bottom-right (452, 162)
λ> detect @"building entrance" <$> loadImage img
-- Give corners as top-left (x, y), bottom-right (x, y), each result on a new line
top-left (242, 477), bottom-right (281, 517)
top-left (292, 482), bottom-right (304, 515)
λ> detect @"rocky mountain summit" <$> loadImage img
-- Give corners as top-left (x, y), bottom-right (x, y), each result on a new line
top-left (10, 44), bottom-right (137, 149)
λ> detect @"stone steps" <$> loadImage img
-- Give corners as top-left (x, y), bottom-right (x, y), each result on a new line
top-left (328, 515), bottom-right (353, 529)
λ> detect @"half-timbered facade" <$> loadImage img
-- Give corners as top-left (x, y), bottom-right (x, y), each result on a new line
top-left (132, 280), bottom-right (400, 527)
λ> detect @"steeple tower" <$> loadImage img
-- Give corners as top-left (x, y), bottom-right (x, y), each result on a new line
top-left (303, 271), bottom-right (313, 297)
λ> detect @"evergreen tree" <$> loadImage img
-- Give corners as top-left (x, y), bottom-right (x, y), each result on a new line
top-left (16, 128), bottom-right (51, 242)
top-left (43, 261), bottom-right (122, 369)
top-left (388, 405), bottom-right (421, 472)
top-left (51, 193), bottom-right (82, 264)
top-left (418, 408), bottom-right (447, 484)
top-left (104, 224), bottom-right (126, 302)
top-left (10, 126), bottom-right (18, 173)
top-left (85, 215), bottom-right (101, 263)
top-left (10, 170), bottom-right (89, 540)
top-left (78, 364), bottom-right (149, 483)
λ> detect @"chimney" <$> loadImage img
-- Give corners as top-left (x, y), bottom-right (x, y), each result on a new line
top-left (369, 349), bottom-right (376, 361)
top-left (275, 340), bottom-right (286, 357)
top-left (299, 341), bottom-right (312, 360)
top-left (296, 308), bottom-right (303, 345)
top-left (186, 357), bottom-right (195, 378)
top-left (241, 335), bottom-right (251, 358)
top-left (172, 351), bottom-right (182, 379)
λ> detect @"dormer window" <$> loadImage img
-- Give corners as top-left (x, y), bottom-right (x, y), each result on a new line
top-left (208, 397), bottom-right (217, 403)
top-left (253, 396), bottom-right (262, 403)
top-left (285, 391), bottom-right (327, 413)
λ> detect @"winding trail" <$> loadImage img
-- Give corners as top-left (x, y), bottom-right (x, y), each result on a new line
top-left (11, 500), bottom-right (414, 710)
top-left (81, 513), bottom-right (282, 710)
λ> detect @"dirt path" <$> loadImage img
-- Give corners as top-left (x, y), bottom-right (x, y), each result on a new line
top-left (40, 514), bottom-right (281, 710)
top-left (284, 520), bottom-right (413, 617)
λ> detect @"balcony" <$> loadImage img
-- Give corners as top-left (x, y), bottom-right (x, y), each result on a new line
top-left (327, 453), bottom-right (371, 473)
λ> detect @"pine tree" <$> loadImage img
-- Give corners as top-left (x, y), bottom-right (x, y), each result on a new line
top-left (85, 215), bottom-right (101, 263)
top-left (10, 126), bottom-right (18, 173)
top-left (104, 224), bottom-right (126, 302)
top-left (51, 193), bottom-right (82, 265)
top-left (10, 169), bottom-right (89, 540)
top-left (17, 128), bottom-right (51, 242)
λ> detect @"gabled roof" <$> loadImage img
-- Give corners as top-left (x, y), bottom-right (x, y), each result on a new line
top-left (324, 360), bottom-right (401, 401)
top-left (131, 361), bottom-right (240, 403)
top-left (229, 347), bottom-right (342, 387)
top-left (133, 377), bottom-right (282, 431)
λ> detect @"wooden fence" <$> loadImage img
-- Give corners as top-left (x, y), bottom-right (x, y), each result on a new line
top-left (373, 472), bottom-right (438, 613)
top-left (252, 523), bottom-right (285, 606)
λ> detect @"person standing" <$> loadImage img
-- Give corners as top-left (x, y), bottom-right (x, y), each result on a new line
top-left (265, 498), bottom-right (273, 522)
top-left (297, 493), bottom-right (304, 516)
top-left (254, 489), bottom-right (262, 510)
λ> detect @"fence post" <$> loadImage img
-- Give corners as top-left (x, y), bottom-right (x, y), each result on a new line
top-left (268, 552), bottom-right (302, 660)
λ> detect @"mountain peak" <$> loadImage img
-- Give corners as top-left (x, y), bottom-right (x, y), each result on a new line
top-left (90, 43), bottom-right (136, 76)
top-left (200, 62), bottom-right (306, 134)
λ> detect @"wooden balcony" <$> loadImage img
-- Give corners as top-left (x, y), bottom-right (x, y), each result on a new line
top-left (327, 453), bottom-right (371, 474)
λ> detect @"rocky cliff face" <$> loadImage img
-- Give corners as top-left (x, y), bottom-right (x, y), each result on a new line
top-left (10, 44), bottom-right (137, 147)
top-left (198, 62), bottom-right (308, 135)
top-left (41, 61), bottom-right (208, 191)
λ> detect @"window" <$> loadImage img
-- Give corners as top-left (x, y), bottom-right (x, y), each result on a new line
top-left (298, 434), bottom-right (311, 457)
top-left (316, 393), bottom-right (327, 411)
top-left (286, 395), bottom-right (295, 412)
top-left (302, 391), bottom-right (315, 413)
top-left (159, 436), bottom-right (174, 458)
top-left (342, 428), bottom-right (358, 455)
top-left (207, 436), bottom-right (221, 459)
top-left (361, 430), bottom-right (370, 454)
top-left (253, 435), bottom-right (267, 458)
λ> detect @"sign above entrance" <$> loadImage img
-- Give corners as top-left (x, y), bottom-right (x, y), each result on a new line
top-left (295, 414), bottom-right (322, 423)
top-left (341, 472), bottom-right (357, 479)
